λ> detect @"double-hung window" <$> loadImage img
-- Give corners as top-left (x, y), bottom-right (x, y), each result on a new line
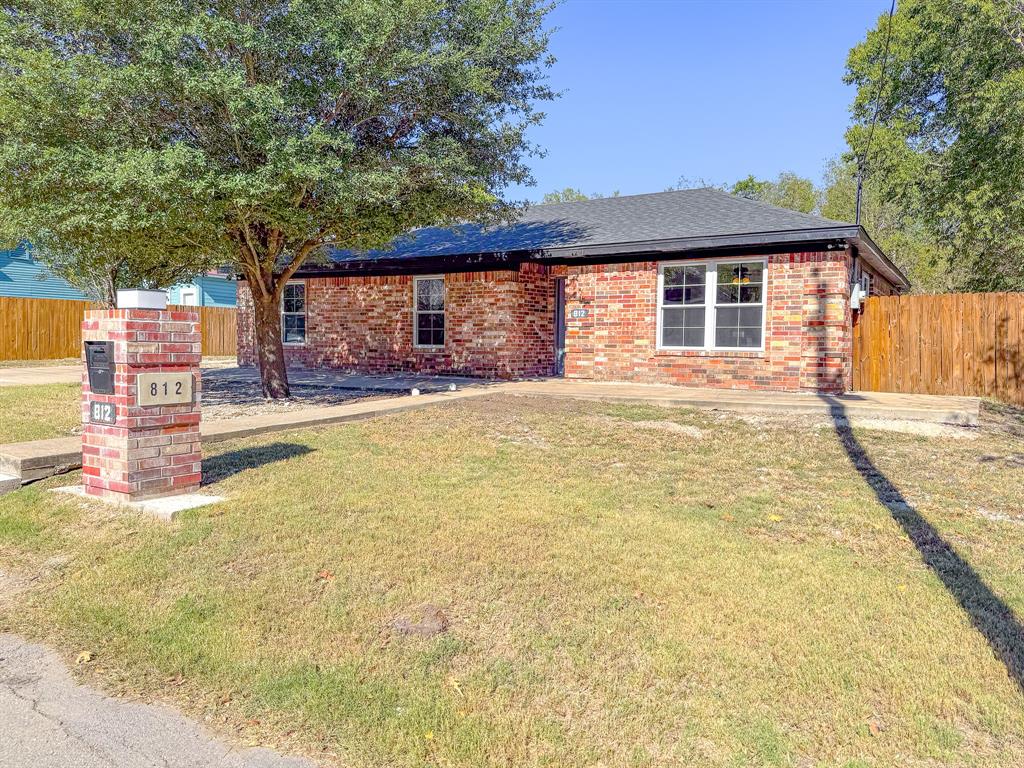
top-left (657, 259), bottom-right (766, 350)
top-left (281, 281), bottom-right (306, 345)
top-left (414, 276), bottom-right (445, 348)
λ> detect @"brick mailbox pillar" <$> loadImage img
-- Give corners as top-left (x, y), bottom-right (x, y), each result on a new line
top-left (81, 305), bottom-right (202, 502)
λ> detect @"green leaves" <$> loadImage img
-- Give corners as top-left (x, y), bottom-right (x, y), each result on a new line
top-left (0, 0), bottom-right (555, 314)
top-left (844, 0), bottom-right (1024, 291)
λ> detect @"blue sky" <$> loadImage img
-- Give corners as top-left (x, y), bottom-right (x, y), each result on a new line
top-left (511, 0), bottom-right (888, 202)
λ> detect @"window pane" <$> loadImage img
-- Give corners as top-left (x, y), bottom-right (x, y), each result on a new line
top-left (664, 265), bottom-right (705, 287)
top-left (739, 284), bottom-right (762, 304)
top-left (416, 278), bottom-right (444, 311)
top-left (717, 262), bottom-right (763, 287)
top-left (683, 285), bottom-right (705, 305)
top-left (662, 307), bottom-right (684, 327)
top-left (663, 266), bottom-right (686, 286)
top-left (738, 327), bottom-right (762, 347)
top-left (661, 306), bottom-right (704, 347)
top-left (282, 283), bottom-right (305, 313)
top-left (716, 284), bottom-right (739, 304)
top-left (283, 314), bottom-right (305, 344)
top-left (717, 263), bottom-right (741, 286)
top-left (715, 305), bottom-right (762, 348)
top-left (683, 265), bottom-right (704, 283)
top-left (715, 326), bottom-right (740, 348)
top-left (743, 262), bottom-right (764, 284)
top-left (416, 311), bottom-right (444, 345)
top-left (662, 326), bottom-right (685, 347)
top-left (739, 306), bottom-right (762, 326)
top-left (663, 286), bottom-right (684, 305)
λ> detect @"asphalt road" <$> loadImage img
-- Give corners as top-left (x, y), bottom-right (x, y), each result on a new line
top-left (0, 634), bottom-right (314, 768)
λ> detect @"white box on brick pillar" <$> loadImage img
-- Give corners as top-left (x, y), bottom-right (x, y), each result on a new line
top-left (80, 297), bottom-right (203, 503)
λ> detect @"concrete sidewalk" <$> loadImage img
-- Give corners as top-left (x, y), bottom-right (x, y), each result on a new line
top-left (500, 380), bottom-right (982, 426)
top-left (0, 378), bottom-right (982, 495)
top-left (0, 387), bottom-right (489, 492)
top-left (0, 634), bottom-right (313, 768)
top-left (0, 364), bottom-right (81, 387)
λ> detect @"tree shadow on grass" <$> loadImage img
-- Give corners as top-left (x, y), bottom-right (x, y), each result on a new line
top-left (202, 442), bottom-right (313, 485)
top-left (825, 398), bottom-right (1024, 693)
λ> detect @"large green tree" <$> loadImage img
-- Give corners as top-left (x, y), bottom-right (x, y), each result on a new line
top-left (820, 157), bottom-right (952, 291)
top-left (0, 0), bottom-right (555, 397)
top-left (845, 0), bottom-right (1024, 291)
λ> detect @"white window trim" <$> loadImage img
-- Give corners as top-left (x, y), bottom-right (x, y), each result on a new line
top-left (656, 257), bottom-right (768, 352)
top-left (281, 279), bottom-right (307, 347)
top-left (413, 275), bottom-right (446, 350)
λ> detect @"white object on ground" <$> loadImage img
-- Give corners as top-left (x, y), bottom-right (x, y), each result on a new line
top-left (410, 387), bottom-right (420, 396)
top-left (51, 486), bottom-right (223, 521)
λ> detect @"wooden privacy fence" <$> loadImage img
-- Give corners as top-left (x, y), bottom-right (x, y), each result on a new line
top-left (853, 292), bottom-right (1024, 404)
top-left (0, 296), bottom-right (238, 361)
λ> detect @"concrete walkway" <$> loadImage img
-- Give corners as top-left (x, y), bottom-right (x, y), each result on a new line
top-left (0, 387), bottom-right (489, 492)
top-left (0, 377), bottom-right (981, 495)
top-left (0, 364), bottom-right (81, 387)
top-left (500, 380), bottom-right (982, 425)
top-left (0, 634), bottom-right (313, 768)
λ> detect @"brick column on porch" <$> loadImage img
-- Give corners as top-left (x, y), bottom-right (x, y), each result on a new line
top-left (81, 308), bottom-right (202, 501)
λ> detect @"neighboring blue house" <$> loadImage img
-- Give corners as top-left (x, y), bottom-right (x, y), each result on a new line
top-left (0, 243), bottom-right (89, 300)
top-left (165, 274), bottom-right (238, 308)
top-left (0, 245), bottom-right (237, 307)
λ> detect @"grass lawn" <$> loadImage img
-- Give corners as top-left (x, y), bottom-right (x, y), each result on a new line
top-left (1, 395), bottom-right (1023, 766)
top-left (0, 383), bottom-right (80, 443)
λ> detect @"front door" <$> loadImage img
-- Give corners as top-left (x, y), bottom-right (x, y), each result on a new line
top-left (554, 278), bottom-right (566, 375)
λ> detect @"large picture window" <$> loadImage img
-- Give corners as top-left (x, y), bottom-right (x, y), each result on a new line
top-left (657, 259), bottom-right (766, 350)
top-left (414, 276), bottom-right (445, 348)
top-left (281, 281), bottom-right (306, 345)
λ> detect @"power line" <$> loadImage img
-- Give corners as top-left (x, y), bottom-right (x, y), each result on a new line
top-left (856, 0), bottom-right (897, 226)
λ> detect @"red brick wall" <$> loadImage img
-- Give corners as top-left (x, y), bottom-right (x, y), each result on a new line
top-left (559, 251), bottom-right (853, 393)
top-left (81, 309), bottom-right (202, 501)
top-left (236, 252), bottom-right (853, 392)
top-left (237, 263), bottom-right (556, 378)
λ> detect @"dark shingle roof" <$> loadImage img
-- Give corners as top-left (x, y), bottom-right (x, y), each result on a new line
top-left (317, 187), bottom-right (909, 288)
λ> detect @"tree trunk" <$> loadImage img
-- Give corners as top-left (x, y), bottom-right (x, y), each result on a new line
top-left (252, 291), bottom-right (291, 399)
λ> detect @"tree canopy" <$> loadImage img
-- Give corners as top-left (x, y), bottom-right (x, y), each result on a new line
top-left (0, 0), bottom-right (555, 396)
top-left (845, 0), bottom-right (1024, 291)
top-left (730, 172), bottom-right (818, 214)
top-left (540, 187), bottom-right (619, 204)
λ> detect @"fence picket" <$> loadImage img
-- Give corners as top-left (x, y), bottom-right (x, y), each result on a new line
top-left (0, 297), bottom-right (237, 361)
top-left (853, 292), bottom-right (1024, 404)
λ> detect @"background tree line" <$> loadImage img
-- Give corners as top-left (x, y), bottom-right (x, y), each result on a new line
top-left (544, 0), bottom-right (1024, 294)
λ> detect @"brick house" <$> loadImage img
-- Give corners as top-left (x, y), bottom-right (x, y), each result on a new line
top-left (237, 188), bottom-right (909, 393)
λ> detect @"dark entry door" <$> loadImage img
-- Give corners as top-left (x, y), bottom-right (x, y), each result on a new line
top-left (554, 278), bottom-right (566, 375)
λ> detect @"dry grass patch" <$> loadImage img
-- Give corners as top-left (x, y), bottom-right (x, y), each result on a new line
top-left (1, 395), bottom-right (1023, 767)
top-left (0, 383), bottom-right (80, 443)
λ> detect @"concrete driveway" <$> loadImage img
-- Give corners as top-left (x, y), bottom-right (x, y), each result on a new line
top-left (0, 365), bottom-right (81, 387)
top-left (0, 358), bottom-right (238, 387)
top-left (0, 634), bottom-right (314, 768)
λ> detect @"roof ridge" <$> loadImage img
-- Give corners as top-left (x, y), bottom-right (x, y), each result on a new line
top-left (530, 187), bottom-right (717, 208)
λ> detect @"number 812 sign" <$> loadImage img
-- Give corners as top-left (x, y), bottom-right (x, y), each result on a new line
top-left (137, 373), bottom-right (194, 406)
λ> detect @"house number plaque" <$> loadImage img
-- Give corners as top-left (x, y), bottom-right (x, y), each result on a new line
top-left (89, 401), bottom-right (117, 425)
top-left (570, 308), bottom-right (589, 319)
top-left (137, 373), bottom-right (194, 406)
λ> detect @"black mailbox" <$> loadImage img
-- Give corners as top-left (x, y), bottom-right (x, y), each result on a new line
top-left (85, 341), bottom-right (115, 394)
